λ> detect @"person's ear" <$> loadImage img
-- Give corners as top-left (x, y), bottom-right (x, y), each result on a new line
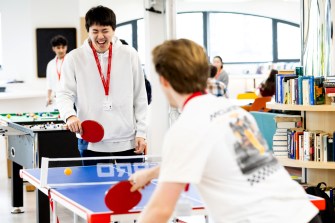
top-left (159, 76), bottom-right (170, 88)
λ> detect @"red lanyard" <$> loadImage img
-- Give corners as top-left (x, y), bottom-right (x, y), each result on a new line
top-left (90, 42), bottom-right (113, 96)
top-left (182, 91), bottom-right (205, 109)
top-left (55, 57), bottom-right (64, 81)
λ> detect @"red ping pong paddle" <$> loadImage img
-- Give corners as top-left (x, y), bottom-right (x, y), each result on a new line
top-left (105, 181), bottom-right (142, 213)
top-left (81, 120), bottom-right (104, 143)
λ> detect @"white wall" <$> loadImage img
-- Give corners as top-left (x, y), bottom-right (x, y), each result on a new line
top-left (0, 0), bottom-right (300, 86)
top-left (0, 0), bottom-right (145, 83)
top-left (0, 1), bottom-right (33, 81)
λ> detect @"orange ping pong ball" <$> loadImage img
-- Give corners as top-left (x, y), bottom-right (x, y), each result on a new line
top-left (64, 167), bottom-right (72, 176)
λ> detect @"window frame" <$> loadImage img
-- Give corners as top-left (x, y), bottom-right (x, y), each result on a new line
top-left (115, 11), bottom-right (300, 65)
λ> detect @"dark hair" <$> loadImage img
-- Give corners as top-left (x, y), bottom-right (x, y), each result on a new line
top-left (209, 64), bottom-right (217, 78)
top-left (153, 39), bottom-right (208, 94)
top-left (120, 39), bottom-right (128, 45)
top-left (266, 69), bottom-right (278, 83)
top-left (85, 5), bottom-right (116, 32)
top-left (214, 56), bottom-right (223, 69)
top-left (50, 35), bottom-right (68, 47)
top-left (259, 69), bottom-right (278, 97)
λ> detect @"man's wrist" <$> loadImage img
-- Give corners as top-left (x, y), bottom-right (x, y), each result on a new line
top-left (66, 115), bottom-right (76, 123)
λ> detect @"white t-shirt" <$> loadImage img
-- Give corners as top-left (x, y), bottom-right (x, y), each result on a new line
top-left (159, 94), bottom-right (318, 223)
top-left (46, 56), bottom-right (63, 95)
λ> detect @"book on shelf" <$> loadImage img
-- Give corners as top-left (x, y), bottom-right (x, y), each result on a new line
top-left (273, 132), bottom-right (288, 141)
top-left (327, 136), bottom-right (334, 162)
top-left (317, 132), bottom-right (329, 162)
top-left (272, 130), bottom-right (288, 157)
top-left (275, 73), bottom-right (296, 103)
top-left (303, 131), bottom-right (314, 161)
top-left (302, 78), bottom-right (310, 105)
top-left (323, 81), bottom-right (335, 88)
top-left (274, 114), bottom-right (302, 130)
top-left (283, 75), bottom-right (297, 104)
top-left (287, 128), bottom-right (304, 159)
top-left (298, 133), bottom-right (304, 160)
top-left (314, 76), bottom-right (325, 105)
top-left (322, 134), bottom-right (329, 162)
top-left (301, 76), bottom-right (315, 105)
top-left (298, 76), bottom-right (315, 105)
top-left (272, 149), bottom-right (288, 157)
top-left (325, 76), bottom-right (335, 80)
top-left (277, 122), bottom-right (301, 129)
top-left (274, 114), bottom-right (302, 123)
top-left (291, 78), bottom-right (297, 104)
top-left (298, 76), bottom-right (308, 105)
top-left (294, 131), bottom-right (304, 160)
top-left (325, 87), bottom-right (335, 94)
top-left (315, 132), bottom-right (323, 162)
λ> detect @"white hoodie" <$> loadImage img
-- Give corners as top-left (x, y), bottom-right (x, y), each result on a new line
top-left (57, 37), bottom-right (148, 152)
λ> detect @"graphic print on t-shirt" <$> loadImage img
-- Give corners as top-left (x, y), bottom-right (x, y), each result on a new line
top-left (229, 113), bottom-right (279, 185)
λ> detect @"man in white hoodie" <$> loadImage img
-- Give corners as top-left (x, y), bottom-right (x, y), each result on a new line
top-left (57, 5), bottom-right (148, 164)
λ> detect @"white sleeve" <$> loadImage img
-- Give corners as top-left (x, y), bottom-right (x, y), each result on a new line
top-left (46, 60), bottom-right (53, 90)
top-left (56, 54), bottom-right (77, 122)
top-left (131, 50), bottom-right (148, 139)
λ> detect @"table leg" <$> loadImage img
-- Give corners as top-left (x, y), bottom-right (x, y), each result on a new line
top-left (11, 161), bottom-right (24, 213)
top-left (73, 212), bottom-right (78, 223)
top-left (36, 190), bottom-right (50, 223)
top-left (53, 200), bottom-right (58, 223)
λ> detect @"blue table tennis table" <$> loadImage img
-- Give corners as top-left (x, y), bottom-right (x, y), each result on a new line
top-left (20, 163), bottom-right (207, 223)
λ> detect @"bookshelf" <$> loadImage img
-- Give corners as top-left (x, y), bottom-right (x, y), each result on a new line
top-left (277, 157), bottom-right (335, 169)
top-left (267, 102), bottom-right (335, 186)
top-left (266, 103), bottom-right (335, 112)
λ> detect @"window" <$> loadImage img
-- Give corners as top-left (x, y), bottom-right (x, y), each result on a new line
top-left (277, 22), bottom-right (301, 60)
top-left (209, 13), bottom-right (273, 63)
top-left (115, 11), bottom-right (300, 68)
top-left (0, 14), bottom-right (2, 69)
top-left (137, 19), bottom-right (145, 65)
top-left (176, 12), bottom-right (204, 47)
top-left (115, 23), bottom-right (133, 47)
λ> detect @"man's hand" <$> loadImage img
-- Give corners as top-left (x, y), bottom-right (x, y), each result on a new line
top-left (66, 116), bottom-right (82, 135)
top-left (129, 166), bottom-right (160, 192)
top-left (134, 137), bottom-right (146, 154)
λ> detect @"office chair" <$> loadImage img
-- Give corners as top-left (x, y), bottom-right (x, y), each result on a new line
top-left (241, 96), bottom-right (272, 112)
top-left (236, 92), bottom-right (258, 99)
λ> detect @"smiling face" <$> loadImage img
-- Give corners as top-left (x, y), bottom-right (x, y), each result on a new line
top-left (88, 24), bottom-right (115, 53)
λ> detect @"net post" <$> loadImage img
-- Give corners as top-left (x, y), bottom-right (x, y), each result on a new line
top-left (40, 157), bottom-right (49, 188)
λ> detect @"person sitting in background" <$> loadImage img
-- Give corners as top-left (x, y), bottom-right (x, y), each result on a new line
top-left (257, 69), bottom-right (278, 97)
top-left (46, 35), bottom-right (68, 107)
top-left (213, 55), bottom-right (229, 87)
top-left (207, 64), bottom-right (228, 98)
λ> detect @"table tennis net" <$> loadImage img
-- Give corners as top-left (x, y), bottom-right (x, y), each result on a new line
top-left (40, 156), bottom-right (160, 188)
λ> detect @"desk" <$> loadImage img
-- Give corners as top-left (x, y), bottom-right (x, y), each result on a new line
top-left (0, 83), bottom-right (46, 113)
top-left (0, 112), bottom-right (79, 223)
top-left (21, 163), bottom-right (207, 223)
top-left (229, 99), bottom-right (254, 107)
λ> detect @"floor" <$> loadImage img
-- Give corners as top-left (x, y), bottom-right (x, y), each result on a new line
top-left (0, 137), bottom-right (207, 223)
top-left (0, 136), bottom-right (85, 223)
